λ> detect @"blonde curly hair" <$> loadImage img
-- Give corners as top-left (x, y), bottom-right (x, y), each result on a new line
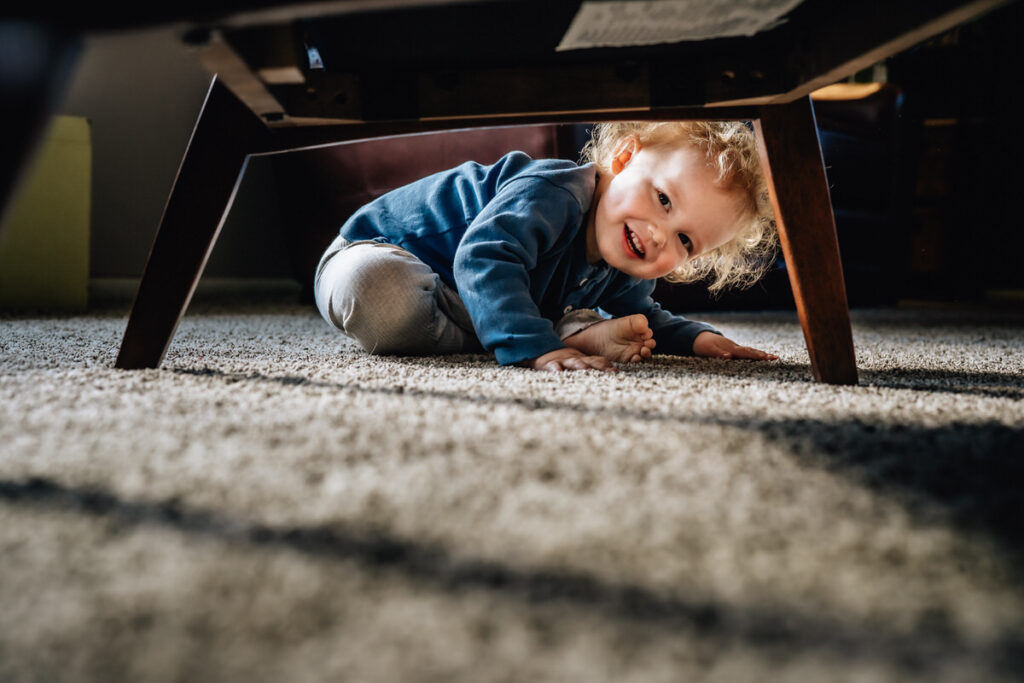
top-left (580, 121), bottom-right (777, 293)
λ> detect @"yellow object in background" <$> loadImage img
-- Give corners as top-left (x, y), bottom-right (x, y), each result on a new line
top-left (0, 116), bottom-right (91, 311)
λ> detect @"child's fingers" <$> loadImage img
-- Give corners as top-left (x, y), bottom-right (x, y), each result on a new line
top-left (538, 352), bottom-right (617, 372)
top-left (731, 346), bottom-right (778, 361)
top-left (586, 357), bottom-right (618, 372)
top-left (747, 347), bottom-right (778, 360)
top-left (567, 355), bottom-right (617, 372)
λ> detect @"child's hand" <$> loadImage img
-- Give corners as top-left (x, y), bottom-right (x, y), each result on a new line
top-left (529, 347), bottom-right (619, 372)
top-left (693, 331), bottom-right (778, 361)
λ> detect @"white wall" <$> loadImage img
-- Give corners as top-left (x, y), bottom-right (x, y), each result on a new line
top-left (57, 27), bottom-right (292, 279)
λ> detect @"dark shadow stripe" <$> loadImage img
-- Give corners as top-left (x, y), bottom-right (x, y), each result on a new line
top-left (174, 343), bottom-right (1024, 400)
top-left (859, 367), bottom-right (1024, 400)
top-left (1, 476), bottom-right (1022, 675)
top-left (171, 363), bottom-right (1023, 424)
top-left (386, 348), bottom-right (1024, 399)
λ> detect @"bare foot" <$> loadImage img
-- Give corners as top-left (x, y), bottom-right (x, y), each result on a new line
top-left (563, 314), bottom-right (655, 363)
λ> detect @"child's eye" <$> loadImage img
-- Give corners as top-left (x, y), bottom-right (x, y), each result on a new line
top-left (678, 233), bottom-right (692, 249)
top-left (657, 192), bottom-right (671, 210)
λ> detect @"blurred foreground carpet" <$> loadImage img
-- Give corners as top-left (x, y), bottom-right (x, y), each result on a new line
top-left (2, 301), bottom-right (1023, 682)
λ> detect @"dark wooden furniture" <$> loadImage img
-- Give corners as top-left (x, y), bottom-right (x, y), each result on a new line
top-left (4, 0), bottom-right (1013, 383)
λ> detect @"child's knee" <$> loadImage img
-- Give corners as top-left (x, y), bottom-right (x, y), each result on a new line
top-left (315, 243), bottom-right (438, 352)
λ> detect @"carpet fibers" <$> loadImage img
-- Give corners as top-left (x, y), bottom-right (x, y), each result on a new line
top-left (2, 300), bottom-right (1023, 682)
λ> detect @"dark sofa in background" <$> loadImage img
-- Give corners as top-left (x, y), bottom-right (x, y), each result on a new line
top-left (273, 124), bottom-right (582, 305)
top-left (274, 85), bottom-right (911, 312)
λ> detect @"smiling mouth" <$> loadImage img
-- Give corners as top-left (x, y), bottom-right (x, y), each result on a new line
top-left (624, 225), bottom-right (645, 259)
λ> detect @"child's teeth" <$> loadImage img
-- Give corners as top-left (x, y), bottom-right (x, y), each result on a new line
top-left (629, 230), bottom-right (644, 256)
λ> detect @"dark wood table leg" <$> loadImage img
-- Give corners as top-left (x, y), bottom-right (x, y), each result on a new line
top-left (115, 77), bottom-right (267, 369)
top-left (754, 97), bottom-right (858, 385)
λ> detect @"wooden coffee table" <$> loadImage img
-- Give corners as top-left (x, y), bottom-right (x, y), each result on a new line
top-left (6, 0), bottom-right (1010, 383)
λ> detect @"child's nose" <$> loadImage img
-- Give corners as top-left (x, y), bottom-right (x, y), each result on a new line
top-left (647, 225), bottom-right (665, 248)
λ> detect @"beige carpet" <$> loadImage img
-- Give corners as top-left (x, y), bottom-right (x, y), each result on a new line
top-left (2, 297), bottom-right (1023, 682)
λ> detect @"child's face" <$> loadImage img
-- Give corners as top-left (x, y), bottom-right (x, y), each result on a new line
top-left (586, 139), bottom-right (744, 279)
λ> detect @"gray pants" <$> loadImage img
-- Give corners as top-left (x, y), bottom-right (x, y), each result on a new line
top-left (314, 235), bottom-right (603, 356)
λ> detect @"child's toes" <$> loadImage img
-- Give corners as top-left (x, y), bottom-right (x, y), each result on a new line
top-left (626, 314), bottom-right (651, 337)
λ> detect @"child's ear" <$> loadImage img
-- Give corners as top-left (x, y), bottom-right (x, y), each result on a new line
top-left (610, 137), bottom-right (640, 175)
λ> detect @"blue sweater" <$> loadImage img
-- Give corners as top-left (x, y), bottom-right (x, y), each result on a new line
top-left (339, 151), bottom-right (718, 365)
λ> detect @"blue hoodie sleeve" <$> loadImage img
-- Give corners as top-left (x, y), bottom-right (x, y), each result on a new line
top-left (453, 176), bottom-right (583, 366)
top-left (599, 279), bottom-right (722, 356)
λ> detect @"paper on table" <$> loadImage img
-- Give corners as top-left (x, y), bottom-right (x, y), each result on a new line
top-left (556, 0), bottom-right (805, 51)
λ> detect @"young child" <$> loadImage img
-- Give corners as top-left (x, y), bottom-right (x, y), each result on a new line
top-left (314, 121), bottom-right (779, 372)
